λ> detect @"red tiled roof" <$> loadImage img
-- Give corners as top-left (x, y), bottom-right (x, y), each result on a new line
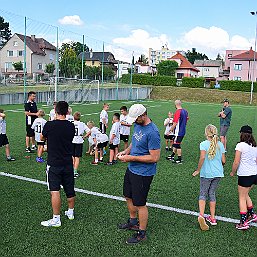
top-left (168, 52), bottom-right (199, 72)
top-left (229, 48), bottom-right (257, 60)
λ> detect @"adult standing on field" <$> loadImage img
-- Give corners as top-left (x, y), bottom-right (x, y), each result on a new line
top-left (24, 91), bottom-right (38, 153)
top-left (218, 98), bottom-right (232, 151)
top-left (166, 99), bottom-right (189, 164)
top-left (117, 104), bottom-right (161, 245)
top-left (41, 101), bottom-right (76, 227)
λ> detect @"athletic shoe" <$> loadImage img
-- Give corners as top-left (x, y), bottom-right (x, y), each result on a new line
top-left (118, 219), bottom-right (139, 231)
top-left (31, 145), bottom-right (37, 151)
top-left (236, 222), bottom-right (249, 230)
top-left (65, 211), bottom-right (74, 220)
top-left (166, 155), bottom-right (174, 160)
top-left (105, 162), bottom-right (113, 165)
top-left (98, 159), bottom-right (104, 163)
top-left (41, 218), bottom-right (61, 227)
top-left (172, 158), bottom-right (183, 164)
top-left (6, 156), bottom-right (15, 161)
top-left (169, 147), bottom-right (173, 151)
top-left (25, 147), bottom-right (32, 153)
top-left (246, 213), bottom-right (257, 224)
top-left (126, 231), bottom-right (147, 245)
top-left (206, 215), bottom-right (217, 225)
top-left (112, 160), bottom-right (118, 164)
top-left (165, 147), bottom-right (169, 151)
top-left (91, 161), bottom-right (98, 165)
top-left (198, 215), bottom-right (209, 231)
top-left (36, 157), bottom-right (45, 163)
top-left (74, 172), bottom-right (79, 178)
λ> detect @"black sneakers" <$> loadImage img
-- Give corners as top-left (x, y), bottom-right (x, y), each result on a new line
top-left (126, 230), bottom-right (147, 245)
top-left (172, 158), bottom-right (183, 164)
top-left (118, 219), bottom-right (139, 231)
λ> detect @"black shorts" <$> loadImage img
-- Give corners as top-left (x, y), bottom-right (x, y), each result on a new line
top-left (73, 143), bottom-right (83, 157)
top-left (37, 141), bottom-right (45, 146)
top-left (238, 175), bottom-right (257, 187)
top-left (164, 134), bottom-right (175, 140)
top-left (0, 134), bottom-right (9, 147)
top-left (99, 122), bottom-right (107, 134)
top-left (123, 168), bottom-right (153, 207)
top-left (26, 125), bottom-right (35, 137)
top-left (46, 164), bottom-right (75, 198)
top-left (97, 141), bottom-right (108, 149)
top-left (120, 134), bottom-right (129, 142)
top-left (109, 143), bottom-right (119, 150)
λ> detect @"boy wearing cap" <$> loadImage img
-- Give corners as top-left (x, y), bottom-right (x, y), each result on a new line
top-left (117, 104), bottom-right (161, 245)
top-left (218, 99), bottom-right (232, 151)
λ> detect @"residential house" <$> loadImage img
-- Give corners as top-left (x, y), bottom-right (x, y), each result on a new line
top-left (226, 47), bottom-right (257, 81)
top-left (115, 61), bottom-right (130, 78)
top-left (134, 62), bottom-right (150, 74)
top-left (168, 52), bottom-right (199, 79)
top-left (0, 33), bottom-right (56, 77)
top-left (194, 60), bottom-right (222, 80)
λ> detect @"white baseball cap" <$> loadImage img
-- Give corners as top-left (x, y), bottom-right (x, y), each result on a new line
top-left (127, 104), bottom-right (147, 124)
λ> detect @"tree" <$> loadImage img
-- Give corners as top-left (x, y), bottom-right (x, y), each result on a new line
top-left (0, 16), bottom-right (12, 48)
top-left (137, 54), bottom-right (148, 64)
top-left (12, 61), bottom-right (23, 72)
top-left (216, 53), bottom-right (222, 60)
top-left (185, 48), bottom-right (209, 64)
top-left (59, 41), bottom-right (89, 58)
top-left (156, 60), bottom-right (178, 76)
top-left (45, 63), bottom-right (55, 75)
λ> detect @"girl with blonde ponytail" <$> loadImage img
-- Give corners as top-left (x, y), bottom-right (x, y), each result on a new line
top-left (193, 124), bottom-right (226, 231)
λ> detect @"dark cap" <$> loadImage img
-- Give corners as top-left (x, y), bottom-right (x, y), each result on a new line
top-left (222, 98), bottom-right (229, 103)
top-left (240, 125), bottom-right (252, 134)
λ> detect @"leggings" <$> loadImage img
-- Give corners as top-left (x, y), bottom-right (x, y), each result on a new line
top-left (199, 177), bottom-right (221, 202)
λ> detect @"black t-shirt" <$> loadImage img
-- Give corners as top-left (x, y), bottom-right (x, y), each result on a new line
top-left (42, 120), bottom-right (75, 166)
top-left (24, 101), bottom-right (38, 125)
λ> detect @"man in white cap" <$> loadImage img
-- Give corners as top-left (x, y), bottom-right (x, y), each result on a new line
top-left (117, 104), bottom-right (161, 245)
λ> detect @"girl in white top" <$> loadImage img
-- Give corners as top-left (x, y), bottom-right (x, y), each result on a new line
top-left (99, 103), bottom-right (109, 133)
top-left (164, 111), bottom-right (174, 151)
top-left (231, 125), bottom-right (257, 230)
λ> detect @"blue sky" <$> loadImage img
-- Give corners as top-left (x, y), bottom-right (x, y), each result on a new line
top-left (1, 0), bottom-right (257, 61)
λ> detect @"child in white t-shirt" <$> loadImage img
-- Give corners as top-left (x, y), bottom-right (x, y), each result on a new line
top-left (31, 109), bottom-right (47, 163)
top-left (164, 111), bottom-right (174, 151)
top-left (99, 103), bottom-right (109, 134)
top-left (49, 101), bottom-right (57, 121)
top-left (120, 106), bottom-right (132, 150)
top-left (72, 112), bottom-right (89, 178)
top-left (87, 121), bottom-right (109, 165)
top-left (0, 109), bottom-right (15, 161)
top-left (106, 113), bottom-right (120, 165)
top-left (66, 107), bottom-right (74, 122)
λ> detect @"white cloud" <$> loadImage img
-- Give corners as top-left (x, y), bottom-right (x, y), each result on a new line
top-left (58, 15), bottom-right (84, 26)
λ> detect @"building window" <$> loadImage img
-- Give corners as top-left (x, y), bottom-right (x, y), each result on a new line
top-left (204, 68), bottom-right (209, 72)
top-left (5, 62), bottom-right (13, 70)
top-left (13, 41), bottom-right (18, 46)
top-left (49, 54), bottom-right (54, 60)
top-left (234, 64), bottom-right (242, 70)
top-left (37, 63), bottom-right (43, 70)
top-left (177, 73), bottom-right (184, 79)
top-left (234, 76), bottom-right (241, 81)
top-left (228, 54), bottom-right (232, 57)
top-left (7, 50), bottom-right (14, 57)
top-left (18, 50), bottom-right (23, 56)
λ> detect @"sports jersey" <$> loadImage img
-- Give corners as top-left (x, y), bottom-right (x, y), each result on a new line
top-left (24, 100), bottom-right (38, 126)
top-left (173, 108), bottom-right (189, 136)
top-left (49, 109), bottom-right (56, 121)
top-left (66, 115), bottom-right (74, 122)
top-left (235, 142), bottom-right (257, 176)
top-left (91, 127), bottom-right (108, 143)
top-left (100, 110), bottom-right (108, 124)
top-left (31, 117), bottom-right (47, 142)
top-left (109, 121), bottom-right (121, 145)
top-left (120, 114), bottom-right (131, 136)
top-left (164, 117), bottom-right (174, 135)
top-left (72, 121), bottom-right (90, 144)
top-left (220, 106), bottom-right (232, 126)
top-left (0, 116), bottom-right (6, 134)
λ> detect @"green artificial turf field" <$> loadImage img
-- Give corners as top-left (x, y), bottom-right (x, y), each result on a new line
top-left (1, 100), bottom-right (257, 256)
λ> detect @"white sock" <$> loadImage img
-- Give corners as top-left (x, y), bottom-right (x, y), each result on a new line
top-left (68, 208), bottom-right (74, 214)
top-left (95, 158), bottom-right (98, 163)
top-left (53, 215), bottom-right (60, 222)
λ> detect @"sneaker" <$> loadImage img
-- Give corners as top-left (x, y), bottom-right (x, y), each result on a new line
top-left (172, 158), bottom-right (183, 164)
top-left (206, 215), bottom-right (217, 225)
top-left (65, 211), bottom-right (74, 220)
top-left (41, 218), bottom-right (61, 227)
top-left (118, 219), bottom-right (139, 231)
top-left (112, 160), bottom-right (118, 164)
top-left (91, 161), bottom-right (98, 165)
top-left (31, 145), bottom-right (37, 151)
top-left (6, 156), bottom-right (15, 161)
top-left (165, 147), bottom-right (169, 151)
top-left (236, 222), bottom-right (249, 230)
top-left (36, 157), bottom-right (45, 163)
top-left (198, 216), bottom-right (209, 231)
top-left (246, 213), bottom-right (257, 224)
top-left (105, 162), bottom-right (113, 165)
top-left (25, 147), bottom-right (32, 153)
top-left (126, 231), bottom-right (147, 245)
top-left (166, 155), bottom-right (174, 160)
top-left (74, 172), bottom-right (79, 178)
top-left (98, 159), bottom-right (104, 163)
top-left (169, 147), bottom-right (173, 151)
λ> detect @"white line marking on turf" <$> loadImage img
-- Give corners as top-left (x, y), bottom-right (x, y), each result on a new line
top-left (1, 172), bottom-right (256, 227)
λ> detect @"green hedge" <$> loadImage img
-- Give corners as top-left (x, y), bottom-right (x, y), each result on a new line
top-left (219, 80), bottom-right (257, 92)
top-left (182, 77), bottom-right (205, 88)
top-left (121, 74), bottom-right (177, 86)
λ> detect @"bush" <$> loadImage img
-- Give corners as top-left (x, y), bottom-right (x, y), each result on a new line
top-left (121, 74), bottom-right (177, 86)
top-left (219, 80), bottom-right (257, 92)
top-left (182, 77), bottom-right (205, 88)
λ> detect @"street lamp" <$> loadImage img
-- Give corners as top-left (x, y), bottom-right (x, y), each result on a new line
top-left (250, 11), bottom-right (257, 104)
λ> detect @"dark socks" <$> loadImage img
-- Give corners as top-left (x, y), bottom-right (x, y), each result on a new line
top-left (130, 218), bottom-right (138, 225)
top-left (247, 206), bottom-right (254, 216)
top-left (240, 212), bottom-right (247, 224)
